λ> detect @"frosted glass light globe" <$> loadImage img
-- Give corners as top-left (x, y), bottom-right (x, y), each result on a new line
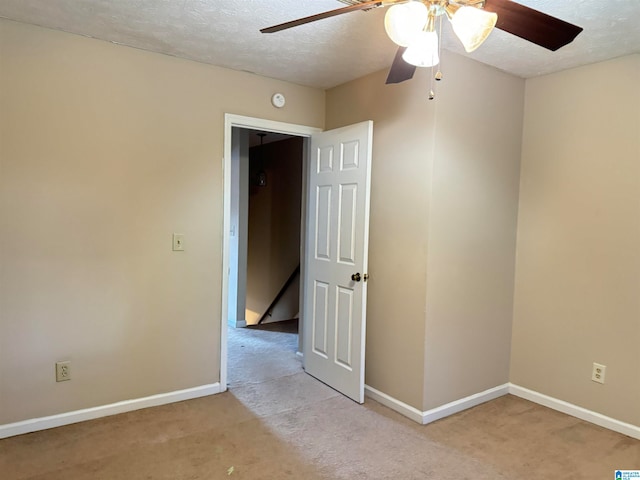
top-left (384, 1), bottom-right (429, 47)
top-left (451, 6), bottom-right (497, 52)
top-left (402, 30), bottom-right (440, 67)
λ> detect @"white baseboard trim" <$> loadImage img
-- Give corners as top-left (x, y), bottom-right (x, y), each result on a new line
top-left (508, 384), bottom-right (640, 440)
top-left (365, 383), bottom-right (510, 425)
top-left (365, 385), bottom-right (425, 423)
top-left (421, 384), bottom-right (510, 425)
top-left (367, 382), bottom-right (640, 438)
top-left (4, 381), bottom-right (637, 441)
top-left (296, 351), bottom-right (304, 358)
top-left (0, 383), bottom-right (221, 439)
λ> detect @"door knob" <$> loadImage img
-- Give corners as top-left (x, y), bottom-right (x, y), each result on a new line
top-left (351, 272), bottom-right (361, 282)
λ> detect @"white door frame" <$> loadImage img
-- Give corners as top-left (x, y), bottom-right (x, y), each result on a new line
top-left (220, 114), bottom-right (321, 391)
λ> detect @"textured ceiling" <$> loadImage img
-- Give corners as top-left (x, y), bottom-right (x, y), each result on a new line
top-left (0, 0), bottom-right (638, 89)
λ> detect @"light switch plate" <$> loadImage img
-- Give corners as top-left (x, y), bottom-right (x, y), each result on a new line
top-left (172, 233), bottom-right (185, 251)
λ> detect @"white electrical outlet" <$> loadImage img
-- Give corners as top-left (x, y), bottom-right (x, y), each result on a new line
top-left (591, 362), bottom-right (606, 384)
top-left (56, 361), bottom-right (71, 382)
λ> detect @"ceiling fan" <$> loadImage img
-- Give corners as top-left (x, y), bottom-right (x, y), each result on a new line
top-left (261, 0), bottom-right (583, 86)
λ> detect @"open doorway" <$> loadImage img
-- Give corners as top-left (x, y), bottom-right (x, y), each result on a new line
top-left (245, 130), bottom-right (302, 328)
top-left (222, 114), bottom-right (373, 402)
top-left (221, 114), bottom-right (320, 392)
top-left (226, 126), bottom-right (304, 388)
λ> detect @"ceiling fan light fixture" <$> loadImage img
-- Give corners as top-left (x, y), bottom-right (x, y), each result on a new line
top-left (450, 5), bottom-right (497, 53)
top-left (402, 30), bottom-right (440, 68)
top-left (384, 1), bottom-right (429, 47)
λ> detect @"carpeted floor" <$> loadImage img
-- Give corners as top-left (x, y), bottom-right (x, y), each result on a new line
top-left (1, 322), bottom-right (638, 479)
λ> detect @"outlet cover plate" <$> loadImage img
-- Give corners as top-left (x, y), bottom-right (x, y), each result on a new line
top-left (591, 362), bottom-right (606, 384)
top-left (56, 361), bottom-right (71, 382)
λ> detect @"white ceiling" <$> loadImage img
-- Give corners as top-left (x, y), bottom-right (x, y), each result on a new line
top-left (0, 0), bottom-right (638, 89)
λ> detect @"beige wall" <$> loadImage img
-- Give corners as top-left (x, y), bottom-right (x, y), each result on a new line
top-left (326, 52), bottom-right (524, 411)
top-left (423, 53), bottom-right (524, 410)
top-left (0, 19), bottom-right (324, 424)
top-left (246, 138), bottom-right (303, 325)
top-left (511, 55), bottom-right (640, 426)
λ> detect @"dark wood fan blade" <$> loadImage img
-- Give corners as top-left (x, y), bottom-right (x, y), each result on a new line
top-left (484, 0), bottom-right (582, 51)
top-left (385, 47), bottom-right (416, 84)
top-left (261, 0), bottom-right (384, 33)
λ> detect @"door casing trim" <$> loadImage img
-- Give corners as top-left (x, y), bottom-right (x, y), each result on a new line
top-left (221, 114), bottom-right (321, 391)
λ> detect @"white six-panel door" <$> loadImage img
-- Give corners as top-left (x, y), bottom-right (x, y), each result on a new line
top-left (303, 121), bottom-right (373, 403)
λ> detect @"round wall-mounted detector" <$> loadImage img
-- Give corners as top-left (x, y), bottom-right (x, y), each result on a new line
top-left (271, 93), bottom-right (286, 108)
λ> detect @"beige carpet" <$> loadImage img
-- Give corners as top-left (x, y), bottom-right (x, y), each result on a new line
top-left (1, 323), bottom-right (638, 479)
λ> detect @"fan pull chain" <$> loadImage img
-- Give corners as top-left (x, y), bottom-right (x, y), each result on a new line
top-left (429, 14), bottom-right (444, 101)
top-left (429, 65), bottom-right (435, 100)
top-left (435, 14), bottom-right (443, 82)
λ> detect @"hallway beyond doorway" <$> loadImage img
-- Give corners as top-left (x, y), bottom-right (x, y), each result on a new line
top-left (227, 320), bottom-right (301, 388)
